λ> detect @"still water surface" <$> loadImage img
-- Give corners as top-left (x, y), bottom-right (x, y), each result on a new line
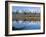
top-left (12, 21), bottom-right (40, 30)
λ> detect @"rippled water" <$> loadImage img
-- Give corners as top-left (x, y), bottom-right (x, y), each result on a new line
top-left (12, 21), bottom-right (40, 30)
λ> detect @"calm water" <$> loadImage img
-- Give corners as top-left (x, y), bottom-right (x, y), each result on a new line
top-left (12, 21), bottom-right (40, 30)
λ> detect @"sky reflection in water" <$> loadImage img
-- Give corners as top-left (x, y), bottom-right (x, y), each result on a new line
top-left (12, 21), bottom-right (40, 30)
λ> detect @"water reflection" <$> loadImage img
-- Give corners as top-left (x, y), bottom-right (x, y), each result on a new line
top-left (12, 21), bottom-right (40, 30)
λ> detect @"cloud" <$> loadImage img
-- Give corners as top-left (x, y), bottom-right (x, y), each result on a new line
top-left (12, 6), bottom-right (41, 13)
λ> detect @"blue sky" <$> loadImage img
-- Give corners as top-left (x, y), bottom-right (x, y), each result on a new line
top-left (12, 6), bottom-right (41, 13)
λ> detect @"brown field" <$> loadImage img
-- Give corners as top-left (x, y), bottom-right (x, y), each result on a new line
top-left (12, 13), bottom-right (40, 21)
